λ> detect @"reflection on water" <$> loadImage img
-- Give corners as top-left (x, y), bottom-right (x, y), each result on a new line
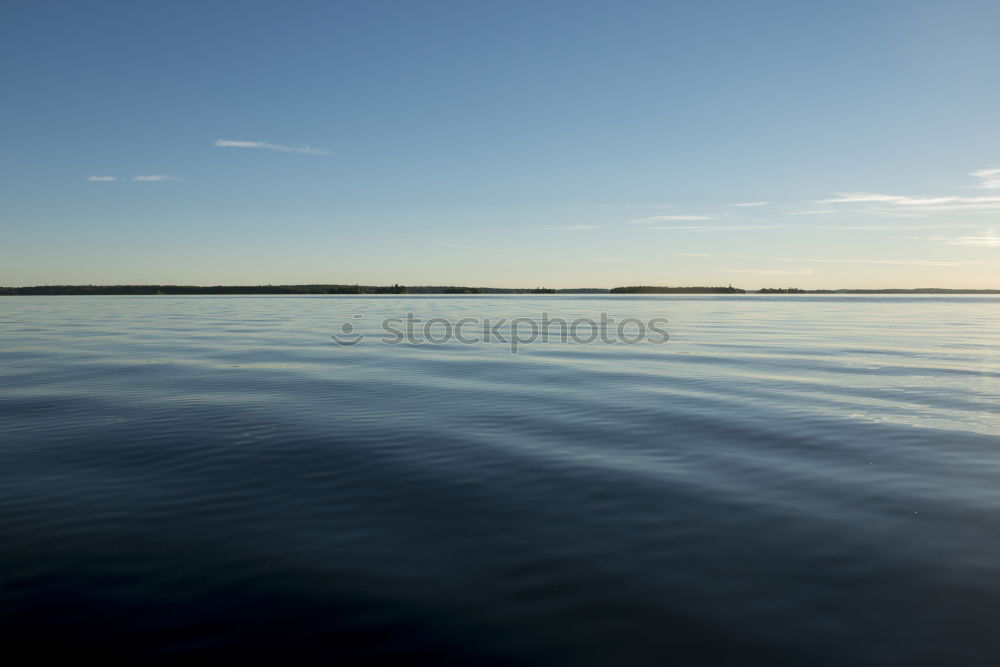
top-left (1, 295), bottom-right (999, 664)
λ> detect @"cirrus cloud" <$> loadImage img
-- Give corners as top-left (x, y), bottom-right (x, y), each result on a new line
top-left (87, 174), bottom-right (177, 182)
top-left (922, 234), bottom-right (1000, 247)
top-left (632, 214), bottom-right (718, 223)
top-left (972, 168), bottom-right (1000, 189)
top-left (214, 139), bottom-right (331, 156)
top-left (132, 174), bottom-right (176, 182)
top-left (724, 269), bottom-right (814, 275)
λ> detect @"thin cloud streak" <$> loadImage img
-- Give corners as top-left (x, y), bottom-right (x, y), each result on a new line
top-left (972, 168), bottom-right (1000, 189)
top-left (785, 209), bottom-right (832, 215)
top-left (132, 175), bottom-right (175, 182)
top-left (832, 223), bottom-right (985, 231)
top-left (886, 202), bottom-right (1000, 213)
top-left (671, 251), bottom-right (978, 268)
top-left (648, 224), bottom-right (785, 232)
top-left (775, 257), bottom-right (977, 267)
top-left (632, 214), bottom-right (717, 223)
top-left (214, 139), bottom-right (331, 156)
top-left (816, 165), bottom-right (1000, 215)
top-left (923, 234), bottom-right (1000, 247)
top-left (87, 175), bottom-right (177, 182)
top-left (730, 201), bottom-right (770, 207)
top-left (864, 208), bottom-right (924, 218)
top-left (819, 192), bottom-right (1000, 206)
top-left (434, 241), bottom-right (501, 253)
top-left (725, 269), bottom-right (814, 275)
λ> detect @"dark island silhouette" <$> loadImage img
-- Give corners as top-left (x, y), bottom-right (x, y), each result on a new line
top-left (0, 284), bottom-right (599, 296)
top-left (1, 284), bottom-right (997, 296)
top-left (757, 288), bottom-right (1000, 294)
top-left (611, 285), bottom-right (746, 294)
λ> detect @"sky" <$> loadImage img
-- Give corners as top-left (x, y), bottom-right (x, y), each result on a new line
top-left (2, 0), bottom-right (999, 289)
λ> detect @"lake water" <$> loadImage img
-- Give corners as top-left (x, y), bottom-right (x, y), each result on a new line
top-left (2, 295), bottom-right (999, 664)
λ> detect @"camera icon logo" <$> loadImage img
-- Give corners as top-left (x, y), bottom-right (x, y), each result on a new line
top-left (330, 314), bottom-right (365, 346)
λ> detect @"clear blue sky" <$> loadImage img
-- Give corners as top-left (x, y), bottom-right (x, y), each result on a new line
top-left (2, 0), bottom-right (999, 288)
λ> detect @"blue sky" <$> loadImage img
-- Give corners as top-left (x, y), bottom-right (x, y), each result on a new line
top-left (2, 0), bottom-right (999, 288)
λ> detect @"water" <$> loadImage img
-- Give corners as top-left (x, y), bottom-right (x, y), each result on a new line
top-left (2, 295), bottom-right (999, 664)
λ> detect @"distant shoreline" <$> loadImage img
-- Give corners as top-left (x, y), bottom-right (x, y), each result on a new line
top-left (2, 285), bottom-right (998, 296)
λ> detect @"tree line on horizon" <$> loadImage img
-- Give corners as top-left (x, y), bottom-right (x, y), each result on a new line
top-left (609, 285), bottom-right (746, 294)
top-left (0, 284), bottom-right (600, 296)
top-left (2, 284), bottom-right (996, 296)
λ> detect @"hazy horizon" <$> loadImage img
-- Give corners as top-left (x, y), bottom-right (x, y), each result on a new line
top-left (3, 282), bottom-right (1000, 292)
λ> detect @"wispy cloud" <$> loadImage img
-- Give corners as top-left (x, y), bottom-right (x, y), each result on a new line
top-left (826, 196), bottom-right (1000, 215)
top-left (730, 201), bottom-right (770, 207)
top-left (785, 208), bottom-right (832, 216)
top-left (816, 192), bottom-right (995, 206)
top-left (434, 241), bottom-right (500, 253)
top-left (863, 207), bottom-right (924, 218)
top-left (972, 168), bottom-right (1000, 189)
top-left (214, 139), bottom-right (331, 156)
top-left (632, 214), bottom-right (717, 223)
top-left (649, 224), bottom-right (785, 232)
top-left (582, 257), bottom-right (627, 263)
top-left (87, 174), bottom-right (176, 182)
top-left (775, 257), bottom-right (977, 267)
top-left (922, 234), bottom-right (1000, 247)
top-left (132, 174), bottom-right (176, 182)
top-left (876, 198), bottom-right (1000, 212)
top-left (833, 223), bottom-right (984, 231)
top-left (544, 225), bottom-right (602, 231)
top-left (819, 192), bottom-right (909, 205)
top-left (724, 269), bottom-right (814, 275)
top-left (676, 251), bottom-right (977, 267)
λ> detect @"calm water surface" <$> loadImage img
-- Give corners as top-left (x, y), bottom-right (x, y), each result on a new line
top-left (2, 295), bottom-right (999, 664)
